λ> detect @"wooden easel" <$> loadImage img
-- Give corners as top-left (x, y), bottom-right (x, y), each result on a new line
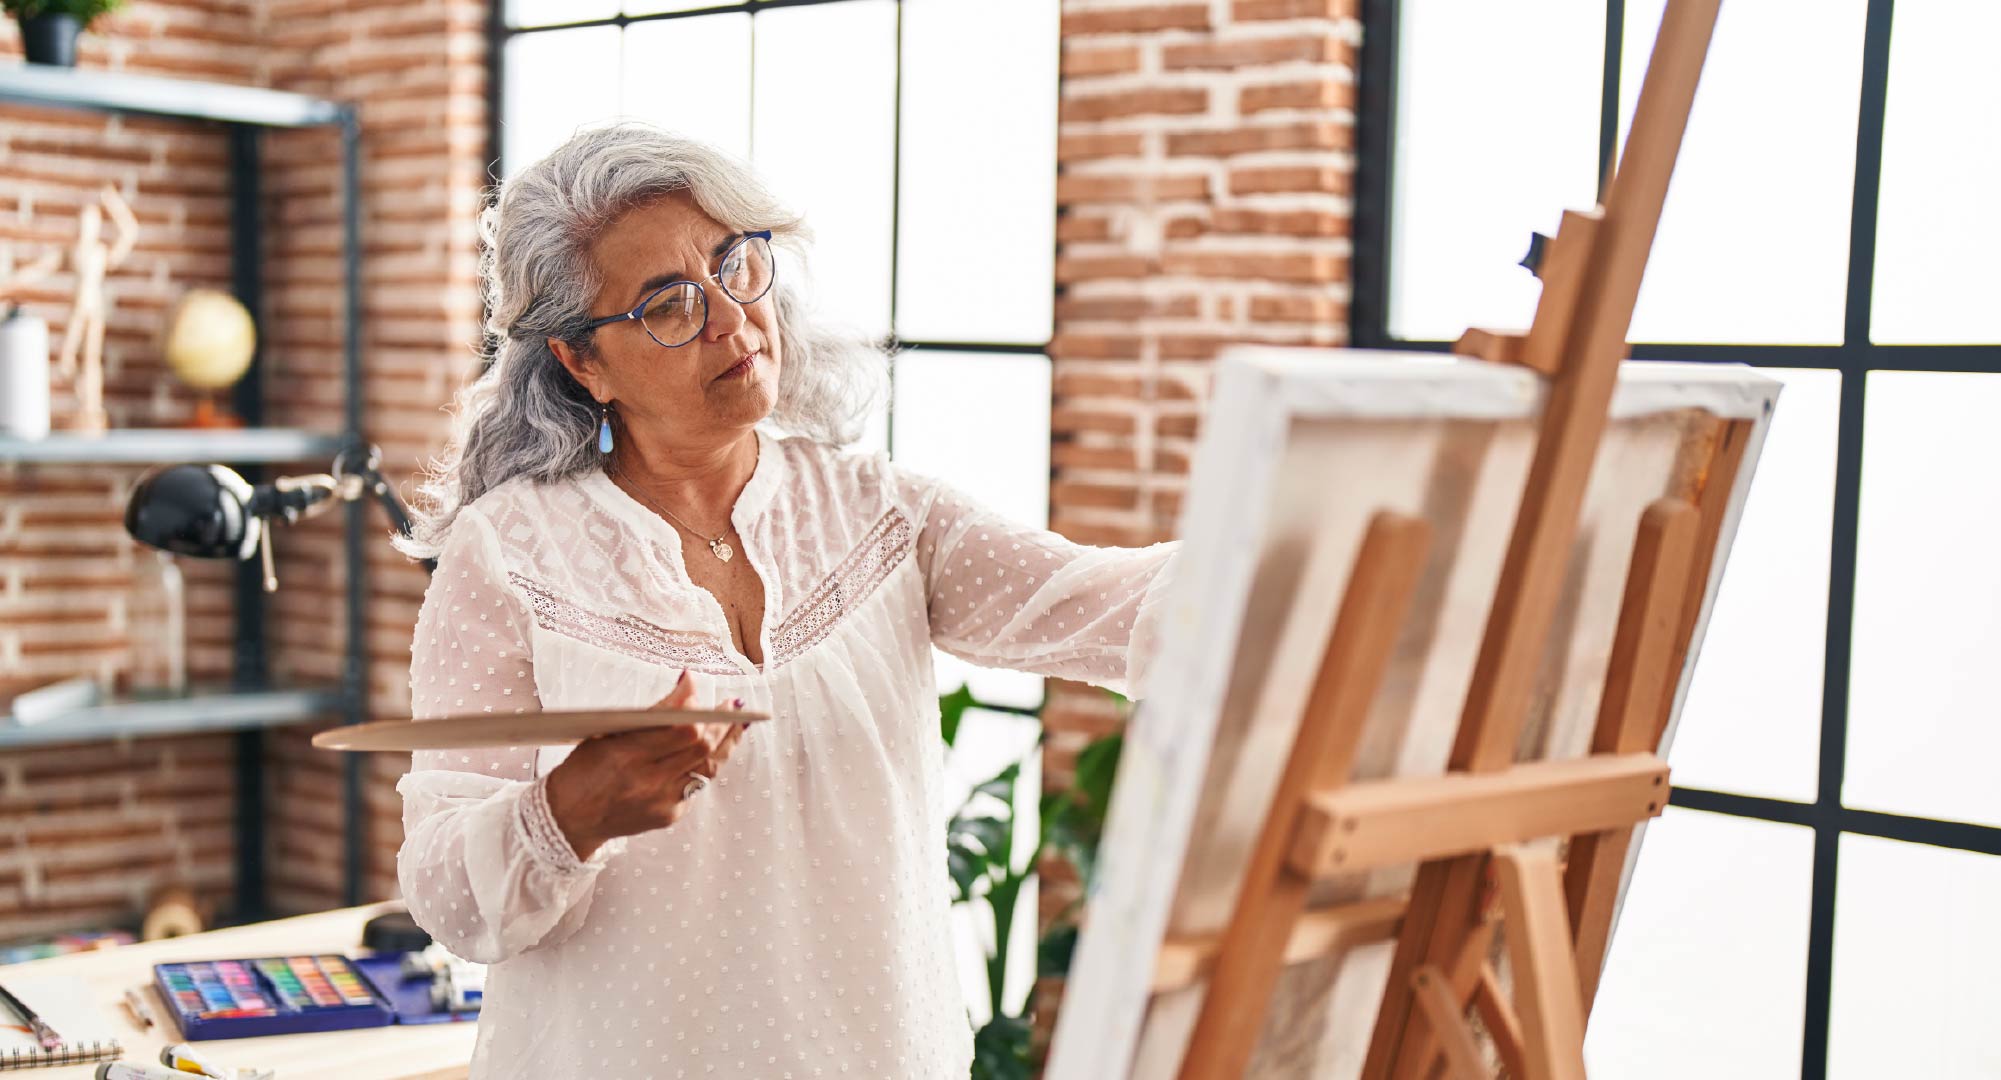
top-left (1166, 1), bottom-right (1724, 1076)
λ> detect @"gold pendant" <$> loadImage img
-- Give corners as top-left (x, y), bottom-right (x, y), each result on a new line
top-left (711, 538), bottom-right (734, 563)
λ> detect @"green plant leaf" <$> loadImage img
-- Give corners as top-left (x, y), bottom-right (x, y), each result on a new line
top-left (946, 810), bottom-right (1011, 903)
top-left (947, 842), bottom-right (984, 903)
top-left (970, 761), bottom-right (1020, 806)
top-left (1041, 812), bottom-right (1098, 889)
top-left (969, 1013), bottom-right (1033, 1080)
top-left (1037, 922), bottom-right (1079, 979)
top-left (1072, 731), bottom-right (1123, 825)
top-left (5, 0), bottom-right (126, 19)
top-left (939, 683), bottom-right (976, 747)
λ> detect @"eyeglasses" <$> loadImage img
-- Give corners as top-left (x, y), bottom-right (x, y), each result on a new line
top-left (584, 230), bottom-right (776, 348)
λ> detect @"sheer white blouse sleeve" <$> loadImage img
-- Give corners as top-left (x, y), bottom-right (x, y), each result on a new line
top-left (906, 472), bottom-right (1179, 698)
top-left (394, 506), bottom-right (627, 965)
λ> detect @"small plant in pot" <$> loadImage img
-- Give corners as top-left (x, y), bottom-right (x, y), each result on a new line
top-left (7, 0), bottom-right (127, 67)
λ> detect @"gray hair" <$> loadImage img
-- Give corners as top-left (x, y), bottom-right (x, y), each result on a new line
top-left (395, 122), bottom-right (887, 559)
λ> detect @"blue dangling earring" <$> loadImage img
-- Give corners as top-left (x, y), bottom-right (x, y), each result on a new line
top-left (597, 402), bottom-right (614, 454)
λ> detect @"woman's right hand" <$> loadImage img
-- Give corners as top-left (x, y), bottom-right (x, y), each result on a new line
top-left (543, 671), bottom-right (746, 861)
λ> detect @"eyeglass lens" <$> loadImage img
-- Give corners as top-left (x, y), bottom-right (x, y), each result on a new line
top-left (639, 235), bottom-right (775, 348)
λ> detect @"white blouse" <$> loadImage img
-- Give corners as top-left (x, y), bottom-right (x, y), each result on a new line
top-left (397, 429), bottom-right (1177, 1079)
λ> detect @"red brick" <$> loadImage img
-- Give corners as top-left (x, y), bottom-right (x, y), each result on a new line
top-left (1054, 294), bottom-right (1202, 320)
top-left (1156, 412), bottom-right (1203, 438)
top-left (1167, 120), bottom-right (1351, 157)
top-left (1162, 32), bottom-right (1345, 70)
top-left (1055, 254), bottom-right (1155, 283)
top-left (1062, 4), bottom-right (1211, 35)
top-left (1056, 172), bottom-right (1209, 203)
top-left (1158, 335), bottom-right (1231, 361)
top-left (1062, 44), bottom-right (1143, 78)
top-left (1059, 131), bottom-right (1147, 161)
top-left (1164, 214), bottom-right (1209, 239)
top-left (1233, 0), bottom-right (1358, 19)
top-left (1160, 250), bottom-right (1347, 283)
top-left (1050, 333), bottom-right (1144, 360)
top-left (1054, 373), bottom-right (1146, 399)
top-left (1052, 443), bottom-right (1141, 471)
top-left (1051, 407), bottom-right (1139, 436)
top-left (1241, 78), bottom-right (1357, 113)
top-left (1060, 87), bottom-right (1208, 123)
top-left (1056, 215), bottom-right (1117, 243)
top-left (1229, 164), bottom-right (1352, 196)
top-left (1250, 294), bottom-right (1348, 323)
top-left (1213, 206), bottom-right (1351, 236)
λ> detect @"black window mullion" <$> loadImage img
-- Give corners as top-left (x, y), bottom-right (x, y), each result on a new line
top-left (1799, 4), bottom-right (1896, 1076)
top-left (1674, 787), bottom-right (2001, 857)
top-left (1598, 0), bottom-right (1625, 199)
top-left (1350, 0), bottom-right (1400, 350)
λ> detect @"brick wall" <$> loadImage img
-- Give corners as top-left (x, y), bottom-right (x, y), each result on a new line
top-left (0, 0), bottom-right (487, 937)
top-left (252, 0), bottom-right (490, 914)
top-left (1, 1), bottom-right (265, 941)
top-left (1036, 0), bottom-right (1360, 1055)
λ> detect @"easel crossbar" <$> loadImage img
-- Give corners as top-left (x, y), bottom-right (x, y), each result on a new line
top-left (1152, 896), bottom-right (1405, 994)
top-left (1289, 754), bottom-right (1670, 877)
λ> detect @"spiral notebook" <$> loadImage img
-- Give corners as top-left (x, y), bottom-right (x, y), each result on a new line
top-left (0, 977), bottom-right (121, 1070)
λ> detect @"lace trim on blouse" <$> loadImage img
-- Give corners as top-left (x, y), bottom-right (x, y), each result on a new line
top-left (518, 775), bottom-right (587, 874)
top-left (769, 507), bottom-right (914, 669)
top-left (509, 572), bottom-right (740, 676)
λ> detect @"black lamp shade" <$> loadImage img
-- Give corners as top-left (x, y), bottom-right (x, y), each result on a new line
top-left (125, 464), bottom-right (263, 561)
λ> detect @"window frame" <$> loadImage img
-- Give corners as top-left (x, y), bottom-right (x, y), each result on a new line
top-left (1352, 1), bottom-right (2001, 1076)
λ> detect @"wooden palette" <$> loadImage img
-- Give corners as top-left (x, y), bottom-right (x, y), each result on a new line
top-left (311, 706), bottom-right (770, 752)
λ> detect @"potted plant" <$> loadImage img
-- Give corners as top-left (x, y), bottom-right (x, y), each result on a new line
top-left (6, 0), bottom-right (126, 67)
top-left (939, 684), bottom-right (1127, 1079)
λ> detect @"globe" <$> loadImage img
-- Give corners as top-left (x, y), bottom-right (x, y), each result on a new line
top-left (162, 289), bottom-right (255, 391)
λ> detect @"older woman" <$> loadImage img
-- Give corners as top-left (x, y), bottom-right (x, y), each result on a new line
top-left (395, 123), bottom-right (1176, 1078)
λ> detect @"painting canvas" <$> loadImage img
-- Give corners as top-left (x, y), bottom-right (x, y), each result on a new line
top-left (1045, 346), bottom-right (1779, 1079)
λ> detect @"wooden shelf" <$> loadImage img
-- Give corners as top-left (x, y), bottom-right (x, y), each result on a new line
top-left (0, 63), bottom-right (347, 128)
top-left (0, 428), bottom-right (344, 465)
top-left (0, 685), bottom-right (343, 748)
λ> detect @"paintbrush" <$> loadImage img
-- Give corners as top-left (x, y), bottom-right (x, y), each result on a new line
top-left (0, 977), bottom-right (61, 1050)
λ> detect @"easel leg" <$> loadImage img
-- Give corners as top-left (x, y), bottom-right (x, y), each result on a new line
top-left (1392, 911), bottom-right (1498, 1080)
top-left (1472, 964), bottom-right (1529, 1080)
top-left (1173, 513), bottom-right (1431, 1080)
top-left (1494, 845), bottom-right (1588, 1080)
top-left (1564, 498), bottom-right (1696, 1009)
top-left (1411, 965), bottom-right (1488, 1080)
top-left (1363, 856), bottom-right (1487, 1080)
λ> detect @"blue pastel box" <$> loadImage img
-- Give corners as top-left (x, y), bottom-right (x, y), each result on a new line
top-left (153, 953), bottom-right (477, 1041)
top-left (154, 955), bottom-right (392, 1040)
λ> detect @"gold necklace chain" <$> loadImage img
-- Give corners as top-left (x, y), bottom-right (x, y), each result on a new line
top-left (610, 464), bottom-right (736, 564)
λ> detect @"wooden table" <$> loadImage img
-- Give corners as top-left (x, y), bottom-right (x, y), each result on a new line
top-left (4, 903), bottom-right (476, 1079)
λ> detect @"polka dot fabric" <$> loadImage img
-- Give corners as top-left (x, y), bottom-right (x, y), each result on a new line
top-left (397, 430), bottom-right (1178, 1078)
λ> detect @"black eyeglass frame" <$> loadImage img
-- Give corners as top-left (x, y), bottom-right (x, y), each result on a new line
top-left (582, 229), bottom-right (776, 348)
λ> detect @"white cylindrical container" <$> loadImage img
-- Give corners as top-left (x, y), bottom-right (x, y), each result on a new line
top-left (0, 307), bottom-right (52, 439)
